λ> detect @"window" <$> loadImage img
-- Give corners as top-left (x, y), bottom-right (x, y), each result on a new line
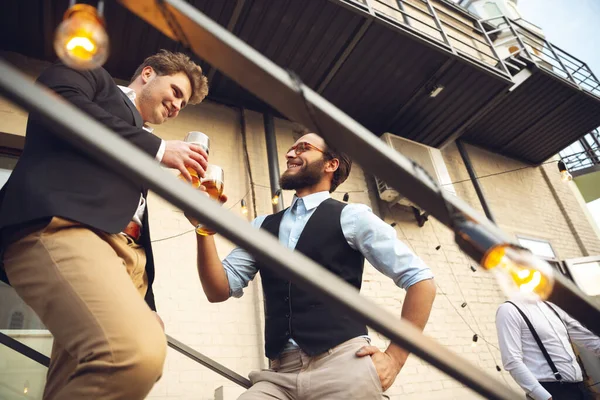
top-left (516, 236), bottom-right (565, 274)
top-left (483, 2), bottom-right (502, 18)
top-left (0, 153), bottom-right (18, 189)
top-left (563, 256), bottom-right (600, 297)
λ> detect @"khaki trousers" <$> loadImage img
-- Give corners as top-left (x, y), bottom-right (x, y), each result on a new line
top-left (3, 217), bottom-right (167, 400)
top-left (240, 337), bottom-right (389, 400)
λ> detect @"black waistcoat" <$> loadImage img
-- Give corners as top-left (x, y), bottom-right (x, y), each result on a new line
top-left (258, 198), bottom-right (367, 359)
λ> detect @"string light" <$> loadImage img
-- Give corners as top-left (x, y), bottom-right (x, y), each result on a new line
top-left (272, 189), bottom-right (281, 205)
top-left (54, 1), bottom-right (109, 70)
top-left (471, 334), bottom-right (479, 347)
top-left (461, 302), bottom-right (467, 308)
top-left (241, 199), bottom-right (248, 215)
top-left (343, 192), bottom-right (350, 202)
top-left (23, 380), bottom-right (29, 394)
top-left (470, 265), bottom-right (477, 272)
top-left (557, 160), bottom-right (573, 182)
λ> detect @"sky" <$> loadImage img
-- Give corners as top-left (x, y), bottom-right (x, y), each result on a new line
top-left (517, 0), bottom-right (600, 76)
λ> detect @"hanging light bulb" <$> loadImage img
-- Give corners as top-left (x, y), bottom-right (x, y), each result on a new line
top-left (471, 334), bottom-right (478, 347)
top-left (272, 189), bottom-right (281, 205)
top-left (557, 160), bottom-right (572, 182)
top-left (54, 1), bottom-right (109, 70)
top-left (482, 245), bottom-right (554, 301)
top-left (23, 380), bottom-right (29, 394)
top-left (241, 199), bottom-right (248, 215)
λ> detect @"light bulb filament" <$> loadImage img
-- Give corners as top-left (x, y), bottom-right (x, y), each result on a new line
top-left (66, 36), bottom-right (96, 52)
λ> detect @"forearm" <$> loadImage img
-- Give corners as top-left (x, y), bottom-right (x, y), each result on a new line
top-left (196, 235), bottom-right (230, 302)
top-left (385, 278), bottom-right (436, 364)
top-left (505, 362), bottom-right (551, 400)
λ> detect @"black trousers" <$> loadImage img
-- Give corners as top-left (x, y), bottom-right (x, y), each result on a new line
top-left (538, 381), bottom-right (594, 400)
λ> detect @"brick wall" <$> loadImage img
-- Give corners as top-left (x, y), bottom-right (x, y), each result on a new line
top-left (1, 53), bottom-right (599, 400)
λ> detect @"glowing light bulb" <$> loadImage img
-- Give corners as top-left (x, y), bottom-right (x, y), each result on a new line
top-left (482, 245), bottom-right (554, 300)
top-left (560, 170), bottom-right (573, 182)
top-left (558, 160), bottom-right (572, 182)
top-left (471, 334), bottom-right (478, 348)
top-left (241, 199), bottom-right (248, 215)
top-left (272, 189), bottom-right (281, 205)
top-left (54, 4), bottom-right (109, 70)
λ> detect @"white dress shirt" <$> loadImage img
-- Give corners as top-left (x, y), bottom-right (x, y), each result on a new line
top-left (496, 300), bottom-right (600, 400)
top-left (118, 86), bottom-right (166, 227)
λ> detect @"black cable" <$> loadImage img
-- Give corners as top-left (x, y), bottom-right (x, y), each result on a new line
top-left (394, 220), bottom-right (510, 384)
top-left (441, 159), bottom-right (558, 187)
top-left (151, 189), bottom-right (251, 243)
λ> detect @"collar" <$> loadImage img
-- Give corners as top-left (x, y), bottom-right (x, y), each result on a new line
top-left (290, 191), bottom-right (330, 212)
top-left (118, 85), bottom-right (154, 133)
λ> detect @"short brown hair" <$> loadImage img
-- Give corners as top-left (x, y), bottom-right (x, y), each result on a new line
top-left (131, 50), bottom-right (209, 105)
top-left (324, 144), bottom-right (352, 192)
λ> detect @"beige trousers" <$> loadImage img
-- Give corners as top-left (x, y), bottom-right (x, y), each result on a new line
top-left (240, 337), bottom-right (389, 400)
top-left (3, 217), bottom-right (167, 400)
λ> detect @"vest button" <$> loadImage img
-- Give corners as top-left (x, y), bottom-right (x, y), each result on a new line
top-left (285, 313), bottom-right (290, 318)
top-left (284, 296), bottom-right (289, 302)
top-left (285, 331), bottom-right (290, 336)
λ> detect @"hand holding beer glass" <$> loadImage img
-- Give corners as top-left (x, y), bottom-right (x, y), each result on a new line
top-left (179, 131), bottom-right (210, 188)
top-left (195, 164), bottom-right (225, 236)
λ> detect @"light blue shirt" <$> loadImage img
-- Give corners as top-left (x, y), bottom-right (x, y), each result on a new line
top-left (223, 191), bottom-right (433, 298)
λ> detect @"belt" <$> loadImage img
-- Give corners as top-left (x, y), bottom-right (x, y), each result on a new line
top-left (122, 221), bottom-right (141, 241)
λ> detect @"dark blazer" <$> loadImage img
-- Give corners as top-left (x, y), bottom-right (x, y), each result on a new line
top-left (0, 62), bottom-right (162, 310)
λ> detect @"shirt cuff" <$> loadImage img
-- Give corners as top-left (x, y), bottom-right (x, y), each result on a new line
top-left (155, 140), bottom-right (166, 162)
top-left (530, 385), bottom-right (552, 400)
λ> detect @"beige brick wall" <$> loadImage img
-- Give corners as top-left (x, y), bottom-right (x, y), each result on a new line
top-left (1, 53), bottom-right (599, 400)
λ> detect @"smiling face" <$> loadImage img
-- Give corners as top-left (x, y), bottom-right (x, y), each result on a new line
top-left (280, 133), bottom-right (338, 194)
top-left (136, 66), bottom-right (192, 124)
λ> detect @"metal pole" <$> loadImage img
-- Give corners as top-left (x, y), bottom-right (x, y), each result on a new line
top-left (456, 140), bottom-right (496, 223)
top-left (167, 335), bottom-right (251, 388)
top-left (424, 0), bottom-right (454, 52)
top-left (264, 113), bottom-right (283, 213)
top-left (0, 57), bottom-right (520, 400)
top-left (0, 331), bottom-right (50, 367)
top-left (547, 42), bottom-right (576, 84)
top-left (476, 19), bottom-right (510, 77)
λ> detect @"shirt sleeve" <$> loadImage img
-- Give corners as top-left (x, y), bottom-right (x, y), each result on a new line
top-left (551, 303), bottom-right (600, 357)
top-left (155, 140), bottom-right (166, 162)
top-left (496, 304), bottom-right (552, 400)
top-left (341, 204), bottom-right (433, 289)
top-left (222, 215), bottom-right (267, 298)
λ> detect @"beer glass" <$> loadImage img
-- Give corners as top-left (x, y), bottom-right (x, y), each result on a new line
top-left (195, 164), bottom-right (224, 236)
top-left (179, 131), bottom-right (210, 188)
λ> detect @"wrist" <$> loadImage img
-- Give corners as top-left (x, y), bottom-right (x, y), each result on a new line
top-left (195, 224), bottom-right (215, 236)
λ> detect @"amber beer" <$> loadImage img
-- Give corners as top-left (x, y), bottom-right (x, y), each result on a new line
top-left (196, 165), bottom-right (224, 236)
top-left (179, 131), bottom-right (210, 188)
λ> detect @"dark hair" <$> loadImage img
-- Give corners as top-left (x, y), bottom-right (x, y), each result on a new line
top-left (324, 144), bottom-right (352, 192)
top-left (131, 50), bottom-right (208, 105)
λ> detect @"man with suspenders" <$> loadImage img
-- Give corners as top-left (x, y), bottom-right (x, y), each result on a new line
top-left (496, 300), bottom-right (600, 400)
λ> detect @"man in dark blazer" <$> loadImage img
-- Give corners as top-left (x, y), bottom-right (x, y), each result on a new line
top-left (0, 50), bottom-right (209, 400)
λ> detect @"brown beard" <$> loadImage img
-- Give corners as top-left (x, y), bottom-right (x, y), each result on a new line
top-left (280, 158), bottom-right (325, 190)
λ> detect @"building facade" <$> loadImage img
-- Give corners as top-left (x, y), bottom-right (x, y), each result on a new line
top-left (1, 49), bottom-right (599, 399)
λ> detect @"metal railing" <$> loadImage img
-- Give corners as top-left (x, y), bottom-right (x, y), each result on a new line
top-left (481, 15), bottom-right (600, 97)
top-left (0, 330), bottom-right (251, 389)
top-left (560, 129), bottom-right (600, 173)
top-left (360, 0), bottom-right (510, 76)
top-left (1, 0), bottom-right (599, 398)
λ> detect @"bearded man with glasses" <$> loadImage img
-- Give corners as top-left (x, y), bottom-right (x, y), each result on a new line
top-left (188, 132), bottom-right (436, 399)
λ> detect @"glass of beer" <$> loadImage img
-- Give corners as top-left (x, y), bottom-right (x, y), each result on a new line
top-left (179, 131), bottom-right (210, 188)
top-left (195, 164), bottom-right (224, 236)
